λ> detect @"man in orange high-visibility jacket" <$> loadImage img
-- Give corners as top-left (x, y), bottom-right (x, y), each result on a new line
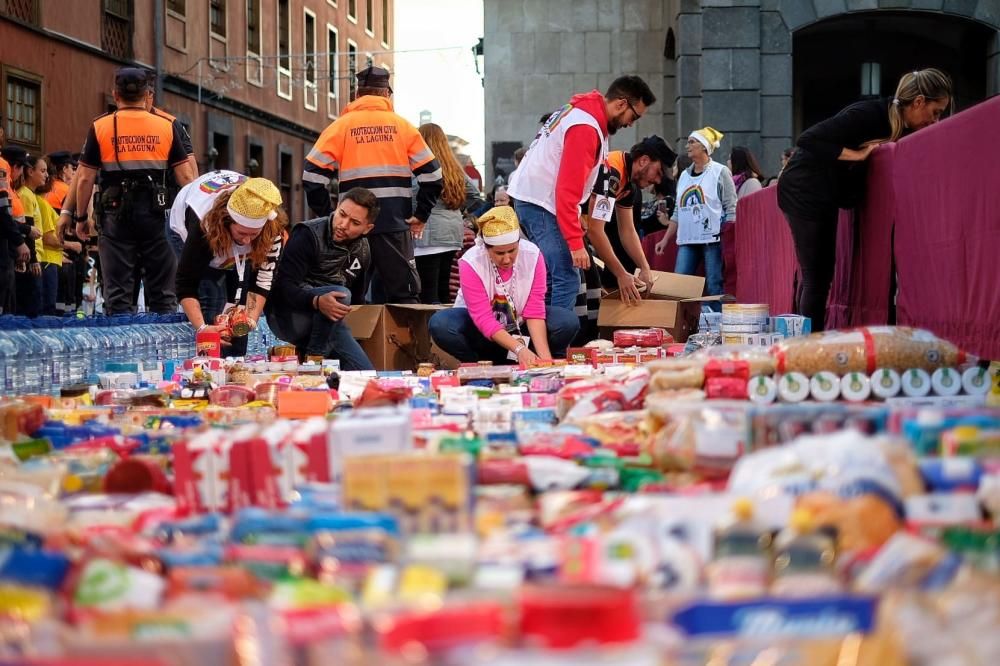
top-left (74, 67), bottom-right (194, 314)
top-left (303, 66), bottom-right (442, 304)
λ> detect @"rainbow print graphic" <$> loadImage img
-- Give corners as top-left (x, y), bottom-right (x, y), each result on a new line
top-left (542, 104), bottom-right (574, 134)
top-left (679, 184), bottom-right (706, 208)
top-left (199, 173), bottom-right (246, 195)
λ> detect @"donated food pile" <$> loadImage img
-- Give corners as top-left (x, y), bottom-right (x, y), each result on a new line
top-left (1, 311), bottom-right (999, 665)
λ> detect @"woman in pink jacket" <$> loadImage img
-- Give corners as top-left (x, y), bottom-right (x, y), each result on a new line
top-left (429, 206), bottom-right (579, 365)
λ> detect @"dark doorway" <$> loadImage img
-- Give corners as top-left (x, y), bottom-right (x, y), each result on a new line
top-left (792, 11), bottom-right (991, 135)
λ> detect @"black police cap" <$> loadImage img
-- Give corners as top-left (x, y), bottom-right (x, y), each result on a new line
top-left (356, 65), bottom-right (392, 92)
top-left (115, 67), bottom-right (151, 95)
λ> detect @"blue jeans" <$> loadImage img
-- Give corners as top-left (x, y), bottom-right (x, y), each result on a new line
top-left (676, 241), bottom-right (724, 310)
top-left (267, 285), bottom-right (374, 371)
top-left (514, 200), bottom-right (580, 312)
top-left (428, 306), bottom-right (580, 364)
top-left (167, 223), bottom-right (227, 322)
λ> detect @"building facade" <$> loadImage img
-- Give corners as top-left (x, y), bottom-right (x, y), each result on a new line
top-left (484, 0), bottom-right (1000, 184)
top-left (1, 0), bottom-right (394, 219)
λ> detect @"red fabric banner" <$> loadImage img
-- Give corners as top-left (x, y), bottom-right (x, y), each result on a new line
top-left (892, 96), bottom-right (1000, 359)
top-left (734, 185), bottom-right (798, 313)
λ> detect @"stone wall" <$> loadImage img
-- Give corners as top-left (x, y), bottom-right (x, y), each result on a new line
top-left (483, 0), bottom-right (680, 185)
top-left (485, 0), bottom-right (1000, 185)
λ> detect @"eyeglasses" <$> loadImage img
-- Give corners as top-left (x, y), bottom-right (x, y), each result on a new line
top-left (621, 97), bottom-right (643, 121)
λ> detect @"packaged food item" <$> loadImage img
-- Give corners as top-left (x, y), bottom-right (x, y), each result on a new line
top-left (747, 376), bottom-right (777, 404)
top-left (773, 327), bottom-right (965, 375)
top-left (797, 491), bottom-right (901, 555)
top-left (705, 377), bottom-right (748, 400)
top-left (777, 372), bottom-right (810, 403)
top-left (706, 498), bottom-right (773, 600)
top-left (613, 328), bottom-right (670, 348)
top-left (871, 368), bottom-right (902, 399)
top-left (810, 372), bottom-right (841, 402)
top-left (840, 372), bottom-right (872, 402)
top-left (901, 368), bottom-right (932, 397)
top-left (770, 509), bottom-right (841, 597)
top-left (962, 365), bottom-right (992, 396)
top-left (694, 345), bottom-right (776, 376)
top-left (647, 357), bottom-right (705, 391)
top-left (645, 400), bottom-right (748, 477)
top-left (930, 367), bottom-right (961, 396)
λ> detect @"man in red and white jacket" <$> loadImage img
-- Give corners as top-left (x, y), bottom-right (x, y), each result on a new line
top-left (507, 75), bottom-right (656, 311)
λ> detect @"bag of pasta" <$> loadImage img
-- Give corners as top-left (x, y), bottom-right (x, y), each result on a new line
top-left (773, 326), bottom-right (966, 375)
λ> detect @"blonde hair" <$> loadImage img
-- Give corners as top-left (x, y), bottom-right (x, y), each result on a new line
top-left (418, 123), bottom-right (466, 210)
top-left (202, 190), bottom-right (288, 268)
top-left (888, 68), bottom-right (952, 141)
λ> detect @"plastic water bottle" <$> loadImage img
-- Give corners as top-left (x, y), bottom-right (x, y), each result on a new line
top-left (65, 317), bottom-right (96, 385)
top-left (108, 315), bottom-right (132, 366)
top-left (177, 314), bottom-right (196, 358)
top-left (7, 324), bottom-right (43, 395)
top-left (87, 317), bottom-right (112, 379)
top-left (32, 320), bottom-right (69, 393)
top-left (0, 323), bottom-right (20, 396)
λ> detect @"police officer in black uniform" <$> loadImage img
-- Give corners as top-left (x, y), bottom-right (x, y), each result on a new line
top-left (74, 68), bottom-right (194, 314)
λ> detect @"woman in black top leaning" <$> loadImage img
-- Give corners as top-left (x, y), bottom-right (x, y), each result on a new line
top-left (777, 68), bottom-right (951, 331)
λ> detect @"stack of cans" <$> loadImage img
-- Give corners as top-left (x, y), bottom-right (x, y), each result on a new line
top-left (721, 304), bottom-right (771, 345)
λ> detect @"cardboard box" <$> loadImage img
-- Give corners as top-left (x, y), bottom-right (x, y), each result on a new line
top-left (343, 304), bottom-right (460, 372)
top-left (597, 271), bottom-right (730, 342)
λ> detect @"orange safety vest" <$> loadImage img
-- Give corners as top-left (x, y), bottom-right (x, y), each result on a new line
top-left (9, 185), bottom-right (25, 221)
top-left (0, 157), bottom-right (15, 215)
top-left (306, 95), bottom-right (434, 190)
top-left (604, 150), bottom-right (634, 204)
top-left (44, 179), bottom-right (69, 210)
top-left (86, 108), bottom-right (178, 173)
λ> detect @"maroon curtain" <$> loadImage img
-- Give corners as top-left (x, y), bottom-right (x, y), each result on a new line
top-left (892, 96), bottom-right (1000, 359)
top-left (643, 229), bottom-right (682, 273)
top-left (734, 186), bottom-right (798, 313)
top-left (722, 222), bottom-right (737, 296)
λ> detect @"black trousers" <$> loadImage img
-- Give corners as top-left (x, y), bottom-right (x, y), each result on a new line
top-left (368, 229), bottom-right (421, 305)
top-left (415, 250), bottom-right (457, 304)
top-left (98, 196), bottom-right (177, 314)
top-left (0, 262), bottom-right (14, 313)
top-left (783, 207), bottom-right (839, 332)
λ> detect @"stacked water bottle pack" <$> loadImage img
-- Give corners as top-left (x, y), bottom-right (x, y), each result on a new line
top-left (0, 315), bottom-right (199, 397)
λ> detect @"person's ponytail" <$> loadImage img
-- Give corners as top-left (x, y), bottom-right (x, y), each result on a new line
top-left (887, 68), bottom-right (952, 141)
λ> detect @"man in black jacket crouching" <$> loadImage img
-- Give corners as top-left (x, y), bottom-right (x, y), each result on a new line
top-left (267, 187), bottom-right (376, 370)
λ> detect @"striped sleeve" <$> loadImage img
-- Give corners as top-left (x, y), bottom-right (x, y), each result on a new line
top-left (303, 123), bottom-right (342, 217)
top-left (250, 233), bottom-right (284, 297)
top-left (409, 130), bottom-right (443, 223)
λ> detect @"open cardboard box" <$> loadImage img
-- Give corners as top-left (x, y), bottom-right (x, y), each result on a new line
top-left (597, 270), bottom-right (732, 342)
top-left (342, 304), bottom-right (460, 371)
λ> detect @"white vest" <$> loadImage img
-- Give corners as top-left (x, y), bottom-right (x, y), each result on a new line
top-left (507, 105), bottom-right (608, 214)
top-left (675, 161), bottom-right (724, 245)
top-left (168, 170), bottom-right (246, 241)
top-left (454, 239), bottom-right (541, 323)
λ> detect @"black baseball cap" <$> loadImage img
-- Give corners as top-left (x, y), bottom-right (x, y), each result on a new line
top-left (356, 65), bottom-right (392, 93)
top-left (1, 145), bottom-right (31, 168)
top-left (48, 150), bottom-right (76, 169)
top-left (115, 67), bottom-right (151, 95)
top-left (633, 135), bottom-right (678, 167)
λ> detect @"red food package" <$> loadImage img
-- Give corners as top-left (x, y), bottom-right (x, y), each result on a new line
top-left (703, 359), bottom-right (751, 381)
top-left (354, 379), bottom-right (411, 408)
top-left (704, 376), bottom-right (748, 400)
top-left (613, 328), bottom-right (671, 348)
top-left (566, 347), bottom-right (597, 365)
